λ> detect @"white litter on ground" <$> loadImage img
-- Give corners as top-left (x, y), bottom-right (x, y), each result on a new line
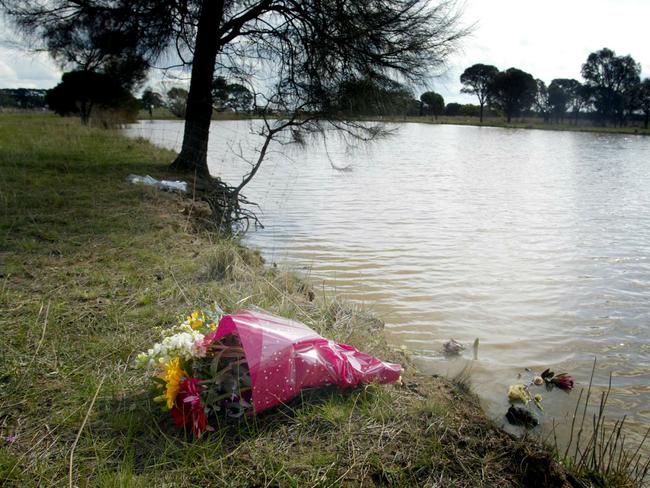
top-left (126, 174), bottom-right (189, 193)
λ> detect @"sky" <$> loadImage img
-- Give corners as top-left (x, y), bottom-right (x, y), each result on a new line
top-left (1, 0), bottom-right (650, 103)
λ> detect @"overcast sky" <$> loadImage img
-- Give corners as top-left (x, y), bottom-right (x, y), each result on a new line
top-left (1, 0), bottom-right (650, 103)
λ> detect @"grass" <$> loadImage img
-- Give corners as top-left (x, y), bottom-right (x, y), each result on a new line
top-left (0, 113), bottom-right (644, 487)
top-left (550, 360), bottom-right (650, 486)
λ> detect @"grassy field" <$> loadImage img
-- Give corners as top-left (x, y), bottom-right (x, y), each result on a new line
top-left (0, 113), bottom-right (642, 487)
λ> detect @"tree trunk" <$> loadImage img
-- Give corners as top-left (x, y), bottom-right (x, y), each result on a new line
top-left (170, 1), bottom-right (224, 175)
top-left (644, 110), bottom-right (649, 130)
top-left (479, 103), bottom-right (484, 123)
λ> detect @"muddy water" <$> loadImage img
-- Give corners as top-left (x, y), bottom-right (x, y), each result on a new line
top-left (127, 120), bottom-right (650, 451)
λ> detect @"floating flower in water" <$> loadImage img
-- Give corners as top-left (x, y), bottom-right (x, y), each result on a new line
top-left (540, 369), bottom-right (575, 392)
top-left (171, 377), bottom-right (208, 437)
top-left (551, 374), bottom-right (575, 392)
top-left (532, 376), bottom-right (544, 386)
top-left (507, 384), bottom-right (531, 404)
top-left (443, 339), bottom-right (465, 355)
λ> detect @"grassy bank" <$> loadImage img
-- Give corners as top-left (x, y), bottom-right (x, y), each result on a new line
top-left (0, 114), bottom-right (637, 487)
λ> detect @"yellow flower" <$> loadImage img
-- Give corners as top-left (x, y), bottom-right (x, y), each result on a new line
top-left (160, 357), bottom-right (187, 409)
top-left (187, 311), bottom-right (205, 330)
top-left (507, 384), bottom-right (531, 404)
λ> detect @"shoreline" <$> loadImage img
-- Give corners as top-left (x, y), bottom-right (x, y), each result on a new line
top-left (379, 116), bottom-right (650, 137)
top-left (137, 108), bottom-right (650, 137)
top-left (1, 113), bottom-right (643, 486)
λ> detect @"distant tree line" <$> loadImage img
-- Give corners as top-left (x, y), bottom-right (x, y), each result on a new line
top-left (460, 47), bottom-right (650, 128)
top-left (139, 77), bottom-right (255, 119)
top-left (262, 45), bottom-right (650, 129)
top-left (0, 88), bottom-right (47, 109)
top-left (6, 44), bottom-right (647, 131)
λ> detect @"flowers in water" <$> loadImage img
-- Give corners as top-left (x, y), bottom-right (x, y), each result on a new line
top-left (541, 369), bottom-right (575, 392)
top-left (550, 373), bottom-right (575, 391)
top-left (508, 384), bottom-right (531, 404)
top-left (506, 366), bottom-right (576, 428)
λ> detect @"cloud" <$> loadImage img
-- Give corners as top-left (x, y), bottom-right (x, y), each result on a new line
top-left (1, 0), bottom-right (649, 99)
top-left (435, 0), bottom-right (650, 103)
top-left (0, 46), bottom-right (61, 88)
top-left (0, 59), bottom-right (16, 82)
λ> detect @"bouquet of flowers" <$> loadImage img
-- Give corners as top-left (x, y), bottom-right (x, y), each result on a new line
top-left (136, 307), bottom-right (252, 435)
top-left (137, 308), bottom-right (402, 437)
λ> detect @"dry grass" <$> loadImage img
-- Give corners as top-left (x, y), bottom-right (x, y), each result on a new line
top-left (550, 361), bottom-right (650, 487)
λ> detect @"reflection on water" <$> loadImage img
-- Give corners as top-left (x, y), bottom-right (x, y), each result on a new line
top-left (126, 120), bottom-right (650, 450)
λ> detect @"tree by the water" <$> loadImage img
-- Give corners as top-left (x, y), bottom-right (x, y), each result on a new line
top-left (581, 48), bottom-right (641, 126)
top-left (488, 68), bottom-right (537, 123)
top-left (459, 63), bottom-right (498, 123)
top-left (548, 79), bottom-right (581, 123)
top-left (420, 91), bottom-right (445, 119)
top-left (1, 0), bottom-right (468, 178)
top-left (534, 79), bottom-right (551, 122)
top-left (141, 88), bottom-right (165, 117)
top-left (212, 77), bottom-right (253, 113)
top-left (638, 79), bottom-right (650, 130)
top-left (167, 88), bottom-right (189, 119)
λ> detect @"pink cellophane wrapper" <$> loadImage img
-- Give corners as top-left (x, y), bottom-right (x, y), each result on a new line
top-left (213, 309), bottom-right (402, 413)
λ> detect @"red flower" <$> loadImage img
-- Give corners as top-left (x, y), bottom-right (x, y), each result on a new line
top-left (170, 377), bottom-right (208, 437)
top-left (551, 374), bottom-right (575, 392)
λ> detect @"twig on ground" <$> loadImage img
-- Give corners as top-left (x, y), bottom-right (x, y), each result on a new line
top-left (68, 374), bottom-right (106, 488)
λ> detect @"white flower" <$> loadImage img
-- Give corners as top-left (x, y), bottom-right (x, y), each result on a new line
top-left (135, 330), bottom-right (207, 369)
